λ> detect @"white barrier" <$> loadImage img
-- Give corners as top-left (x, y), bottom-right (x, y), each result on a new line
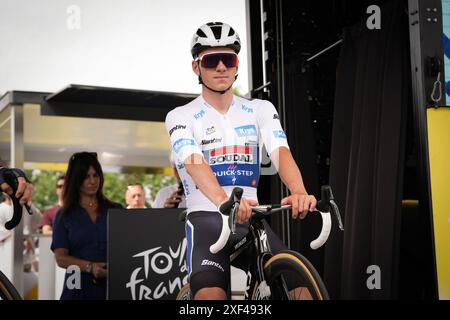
top-left (38, 235), bottom-right (64, 300)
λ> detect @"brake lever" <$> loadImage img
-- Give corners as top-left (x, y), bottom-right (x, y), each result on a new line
top-left (229, 201), bottom-right (239, 234)
top-left (330, 199), bottom-right (344, 231)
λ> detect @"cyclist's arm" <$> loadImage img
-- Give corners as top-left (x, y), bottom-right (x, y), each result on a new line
top-left (184, 153), bottom-right (228, 207)
top-left (256, 100), bottom-right (307, 194)
top-left (184, 154), bottom-right (256, 223)
top-left (165, 109), bottom-right (227, 207)
top-left (257, 100), bottom-right (315, 217)
top-left (271, 146), bottom-right (308, 195)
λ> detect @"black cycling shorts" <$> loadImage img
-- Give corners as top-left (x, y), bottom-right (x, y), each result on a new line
top-left (185, 210), bottom-right (289, 297)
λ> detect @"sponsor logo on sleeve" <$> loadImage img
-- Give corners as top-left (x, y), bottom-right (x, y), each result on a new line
top-left (273, 114), bottom-right (280, 120)
top-left (177, 163), bottom-right (185, 170)
top-left (169, 125), bottom-right (187, 136)
top-left (273, 130), bottom-right (287, 139)
top-left (235, 125), bottom-right (257, 137)
top-left (173, 138), bottom-right (196, 153)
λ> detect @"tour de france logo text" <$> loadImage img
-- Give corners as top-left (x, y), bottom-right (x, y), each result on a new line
top-left (125, 238), bottom-right (188, 300)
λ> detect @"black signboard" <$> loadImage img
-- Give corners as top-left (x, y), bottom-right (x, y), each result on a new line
top-left (108, 209), bottom-right (187, 300)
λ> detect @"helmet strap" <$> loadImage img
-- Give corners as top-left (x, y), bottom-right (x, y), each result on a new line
top-left (198, 68), bottom-right (237, 95)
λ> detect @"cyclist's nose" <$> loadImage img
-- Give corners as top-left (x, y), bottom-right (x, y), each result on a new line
top-left (216, 60), bottom-right (227, 71)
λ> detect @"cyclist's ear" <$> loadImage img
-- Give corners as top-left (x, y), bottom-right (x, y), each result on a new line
top-left (192, 60), bottom-right (200, 76)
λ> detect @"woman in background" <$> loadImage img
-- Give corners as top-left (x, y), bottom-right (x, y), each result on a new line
top-left (51, 152), bottom-right (122, 300)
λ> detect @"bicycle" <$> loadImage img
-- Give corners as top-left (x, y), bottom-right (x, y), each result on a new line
top-left (176, 185), bottom-right (344, 300)
top-left (0, 169), bottom-right (34, 300)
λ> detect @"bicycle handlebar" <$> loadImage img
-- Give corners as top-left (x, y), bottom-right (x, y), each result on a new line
top-left (2, 169), bottom-right (33, 230)
top-left (209, 185), bottom-right (344, 254)
top-left (209, 187), bottom-right (243, 254)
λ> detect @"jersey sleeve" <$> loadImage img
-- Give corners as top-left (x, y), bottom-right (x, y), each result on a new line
top-left (50, 210), bottom-right (69, 251)
top-left (165, 108), bottom-right (203, 163)
top-left (257, 100), bottom-right (290, 155)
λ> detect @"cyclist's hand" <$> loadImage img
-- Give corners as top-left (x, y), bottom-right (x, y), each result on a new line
top-left (236, 197), bottom-right (258, 224)
top-left (92, 262), bottom-right (107, 279)
top-left (164, 191), bottom-right (183, 208)
top-left (281, 194), bottom-right (317, 220)
top-left (0, 168), bottom-right (34, 207)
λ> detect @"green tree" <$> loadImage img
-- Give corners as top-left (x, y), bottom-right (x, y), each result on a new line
top-left (25, 170), bottom-right (176, 211)
top-left (24, 170), bottom-right (62, 212)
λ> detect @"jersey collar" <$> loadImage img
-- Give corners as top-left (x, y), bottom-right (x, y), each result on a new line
top-left (200, 95), bottom-right (236, 117)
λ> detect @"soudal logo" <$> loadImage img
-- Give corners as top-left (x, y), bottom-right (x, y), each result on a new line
top-left (201, 138), bottom-right (222, 145)
top-left (208, 146), bottom-right (255, 165)
top-left (210, 154), bottom-right (253, 165)
top-left (169, 125), bottom-right (186, 136)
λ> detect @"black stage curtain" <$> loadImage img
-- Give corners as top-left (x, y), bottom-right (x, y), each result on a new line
top-left (283, 64), bottom-right (323, 274)
top-left (323, 0), bottom-right (409, 299)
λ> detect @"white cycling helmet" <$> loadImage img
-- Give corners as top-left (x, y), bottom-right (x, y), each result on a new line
top-left (191, 22), bottom-right (241, 57)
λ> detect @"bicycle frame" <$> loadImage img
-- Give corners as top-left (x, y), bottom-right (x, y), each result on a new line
top-left (229, 215), bottom-right (280, 300)
top-left (177, 185), bottom-right (342, 300)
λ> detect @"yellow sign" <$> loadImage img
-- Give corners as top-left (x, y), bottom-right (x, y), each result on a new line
top-left (427, 107), bottom-right (450, 300)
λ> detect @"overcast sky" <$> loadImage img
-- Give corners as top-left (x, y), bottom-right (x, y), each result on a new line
top-left (0, 0), bottom-right (249, 96)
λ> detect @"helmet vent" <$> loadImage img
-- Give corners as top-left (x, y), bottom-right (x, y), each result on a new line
top-left (211, 26), bottom-right (222, 40)
top-left (196, 29), bottom-right (207, 38)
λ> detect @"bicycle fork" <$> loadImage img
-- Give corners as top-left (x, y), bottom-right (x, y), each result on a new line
top-left (243, 222), bottom-right (274, 300)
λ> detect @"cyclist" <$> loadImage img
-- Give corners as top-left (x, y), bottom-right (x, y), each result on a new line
top-left (165, 22), bottom-right (317, 300)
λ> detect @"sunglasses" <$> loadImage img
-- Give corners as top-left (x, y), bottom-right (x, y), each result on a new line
top-left (195, 52), bottom-right (239, 69)
top-left (70, 152), bottom-right (98, 162)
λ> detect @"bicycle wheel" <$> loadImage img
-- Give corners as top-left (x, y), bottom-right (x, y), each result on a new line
top-left (252, 251), bottom-right (329, 300)
top-left (176, 283), bottom-right (192, 300)
top-left (0, 271), bottom-right (22, 300)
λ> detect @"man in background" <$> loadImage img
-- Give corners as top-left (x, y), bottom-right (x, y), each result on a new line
top-left (152, 162), bottom-right (186, 209)
top-left (39, 175), bottom-right (64, 235)
top-left (125, 183), bottom-right (147, 209)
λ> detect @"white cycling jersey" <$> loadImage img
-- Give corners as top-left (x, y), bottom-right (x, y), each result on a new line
top-left (165, 95), bottom-right (290, 213)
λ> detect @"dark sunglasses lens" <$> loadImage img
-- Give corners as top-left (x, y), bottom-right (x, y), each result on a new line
top-left (201, 54), bottom-right (220, 68)
top-left (202, 54), bottom-right (237, 68)
top-left (221, 54), bottom-right (237, 67)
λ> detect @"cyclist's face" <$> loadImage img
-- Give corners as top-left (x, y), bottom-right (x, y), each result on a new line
top-left (193, 47), bottom-right (238, 91)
